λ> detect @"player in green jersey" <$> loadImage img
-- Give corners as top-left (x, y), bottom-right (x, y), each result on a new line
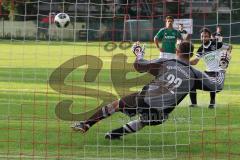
top-left (154, 16), bottom-right (182, 59)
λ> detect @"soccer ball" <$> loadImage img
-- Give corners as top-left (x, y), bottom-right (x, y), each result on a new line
top-left (54, 13), bottom-right (70, 28)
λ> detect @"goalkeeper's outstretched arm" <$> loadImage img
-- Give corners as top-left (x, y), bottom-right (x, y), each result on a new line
top-left (132, 42), bottom-right (166, 74)
top-left (134, 58), bottom-right (165, 75)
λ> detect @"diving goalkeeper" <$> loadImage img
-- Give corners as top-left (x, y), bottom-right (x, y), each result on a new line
top-left (71, 41), bottom-right (226, 140)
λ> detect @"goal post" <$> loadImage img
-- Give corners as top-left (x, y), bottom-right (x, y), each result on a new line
top-left (123, 18), bottom-right (153, 42)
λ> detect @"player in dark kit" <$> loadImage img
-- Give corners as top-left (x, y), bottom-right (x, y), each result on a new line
top-left (190, 28), bottom-right (231, 108)
top-left (71, 41), bottom-right (226, 140)
top-left (178, 23), bottom-right (188, 40)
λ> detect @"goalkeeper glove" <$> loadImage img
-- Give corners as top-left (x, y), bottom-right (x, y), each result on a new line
top-left (219, 45), bottom-right (232, 70)
top-left (132, 41), bottom-right (145, 60)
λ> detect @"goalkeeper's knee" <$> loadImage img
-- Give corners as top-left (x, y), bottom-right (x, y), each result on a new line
top-left (102, 101), bottom-right (119, 117)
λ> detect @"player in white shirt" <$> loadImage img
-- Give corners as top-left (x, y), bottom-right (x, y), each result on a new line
top-left (190, 28), bottom-right (231, 108)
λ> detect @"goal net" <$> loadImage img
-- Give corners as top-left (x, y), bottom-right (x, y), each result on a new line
top-left (123, 19), bottom-right (153, 41)
top-left (0, 0), bottom-right (239, 159)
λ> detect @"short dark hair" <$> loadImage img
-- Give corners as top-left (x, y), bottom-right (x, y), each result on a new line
top-left (200, 28), bottom-right (211, 36)
top-left (178, 41), bottom-right (194, 58)
top-left (165, 16), bottom-right (174, 21)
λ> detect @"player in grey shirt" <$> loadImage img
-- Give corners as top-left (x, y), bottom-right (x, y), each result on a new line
top-left (71, 41), bottom-right (225, 140)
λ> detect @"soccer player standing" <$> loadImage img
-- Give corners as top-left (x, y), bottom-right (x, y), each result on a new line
top-left (178, 23), bottom-right (189, 40)
top-left (190, 28), bottom-right (231, 108)
top-left (154, 16), bottom-right (182, 59)
top-left (71, 41), bottom-right (226, 139)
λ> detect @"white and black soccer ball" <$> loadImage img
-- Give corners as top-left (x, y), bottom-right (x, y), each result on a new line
top-left (54, 13), bottom-right (70, 28)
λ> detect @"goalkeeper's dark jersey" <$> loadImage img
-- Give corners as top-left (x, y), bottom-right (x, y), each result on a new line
top-left (134, 58), bottom-right (224, 110)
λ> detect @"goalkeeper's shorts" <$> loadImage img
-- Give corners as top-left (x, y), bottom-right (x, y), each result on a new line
top-left (118, 92), bottom-right (173, 126)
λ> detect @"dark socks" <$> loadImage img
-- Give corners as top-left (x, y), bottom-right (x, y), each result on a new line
top-left (210, 92), bottom-right (216, 105)
top-left (85, 103), bottom-right (117, 127)
top-left (106, 120), bottom-right (145, 139)
top-left (190, 91), bottom-right (197, 105)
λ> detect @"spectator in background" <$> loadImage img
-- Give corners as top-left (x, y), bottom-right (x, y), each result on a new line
top-left (212, 26), bottom-right (223, 42)
top-left (178, 23), bottom-right (189, 40)
top-left (154, 16), bottom-right (182, 59)
top-left (37, 12), bottom-right (55, 40)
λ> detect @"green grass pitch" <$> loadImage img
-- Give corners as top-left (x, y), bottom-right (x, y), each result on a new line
top-left (0, 40), bottom-right (239, 159)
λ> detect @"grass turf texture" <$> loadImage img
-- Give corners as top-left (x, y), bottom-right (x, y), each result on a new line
top-left (0, 40), bottom-right (240, 159)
